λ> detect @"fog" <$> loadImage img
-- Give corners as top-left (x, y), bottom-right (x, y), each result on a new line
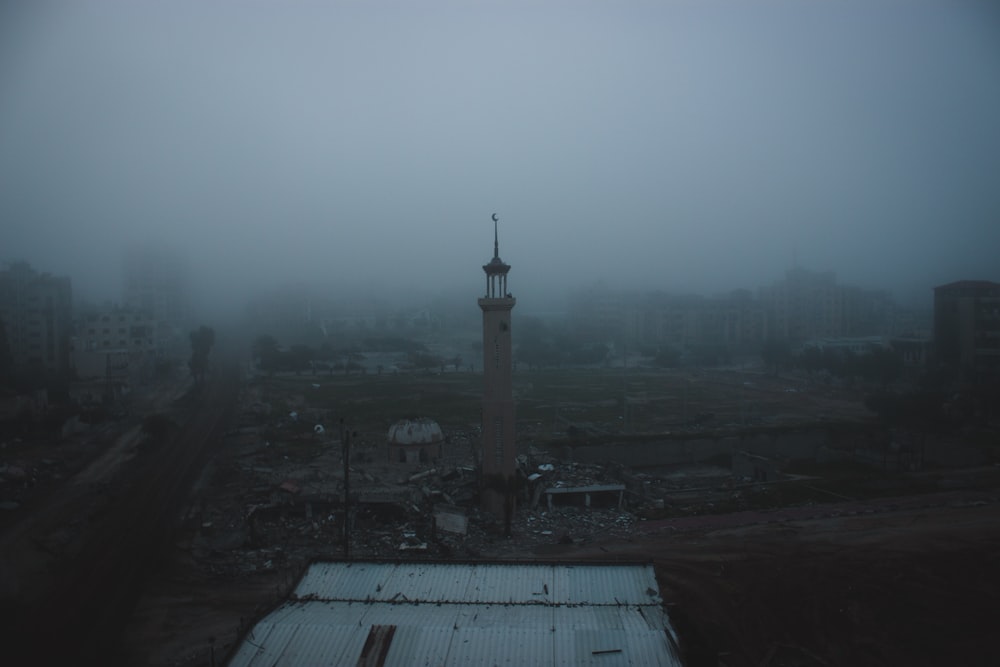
top-left (2, 0), bottom-right (999, 314)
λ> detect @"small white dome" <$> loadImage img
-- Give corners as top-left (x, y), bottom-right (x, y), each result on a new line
top-left (387, 418), bottom-right (443, 445)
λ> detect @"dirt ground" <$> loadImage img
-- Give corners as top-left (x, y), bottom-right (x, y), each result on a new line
top-left (119, 491), bottom-right (1000, 667)
top-left (599, 501), bottom-right (1000, 667)
top-left (121, 370), bottom-right (1000, 667)
top-left (0, 370), bottom-right (239, 665)
top-left (5, 367), bottom-right (999, 666)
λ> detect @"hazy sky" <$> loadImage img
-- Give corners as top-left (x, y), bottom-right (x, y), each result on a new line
top-left (2, 0), bottom-right (999, 310)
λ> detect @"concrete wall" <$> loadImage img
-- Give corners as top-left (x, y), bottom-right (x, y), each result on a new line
top-left (544, 425), bottom-right (883, 469)
top-left (541, 422), bottom-right (990, 472)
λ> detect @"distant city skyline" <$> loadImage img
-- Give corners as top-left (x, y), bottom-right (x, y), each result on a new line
top-left (2, 2), bottom-right (998, 313)
top-left (0, 252), bottom-right (948, 317)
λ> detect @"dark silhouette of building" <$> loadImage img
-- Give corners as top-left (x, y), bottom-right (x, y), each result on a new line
top-left (0, 261), bottom-right (73, 376)
top-left (759, 267), bottom-right (896, 343)
top-left (477, 215), bottom-right (516, 520)
top-left (122, 243), bottom-right (191, 345)
top-left (933, 280), bottom-right (1000, 379)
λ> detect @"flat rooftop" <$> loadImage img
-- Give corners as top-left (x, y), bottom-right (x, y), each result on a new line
top-left (229, 560), bottom-right (682, 666)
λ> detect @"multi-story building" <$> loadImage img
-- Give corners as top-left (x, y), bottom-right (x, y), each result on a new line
top-left (69, 305), bottom-right (159, 401)
top-left (75, 306), bottom-right (157, 353)
top-left (0, 261), bottom-right (73, 375)
top-left (122, 244), bottom-right (191, 345)
top-left (933, 280), bottom-right (1000, 378)
top-left (565, 269), bottom-right (909, 359)
top-left (758, 268), bottom-right (899, 343)
top-left (758, 268), bottom-right (844, 341)
top-left (568, 286), bottom-right (636, 345)
top-left (577, 288), bottom-right (768, 351)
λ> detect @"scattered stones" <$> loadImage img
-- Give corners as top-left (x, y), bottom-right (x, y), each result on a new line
top-left (181, 376), bottom-right (815, 579)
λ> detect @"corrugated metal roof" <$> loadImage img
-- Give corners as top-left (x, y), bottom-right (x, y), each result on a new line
top-left (382, 624), bottom-right (454, 667)
top-left (293, 561), bottom-right (663, 606)
top-left (556, 563), bottom-right (662, 606)
top-left (229, 561), bottom-right (682, 667)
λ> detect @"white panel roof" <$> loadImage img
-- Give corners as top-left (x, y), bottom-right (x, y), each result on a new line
top-left (229, 561), bottom-right (682, 667)
top-left (292, 561), bottom-right (663, 606)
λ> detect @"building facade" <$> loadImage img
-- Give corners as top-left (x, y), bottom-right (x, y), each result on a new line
top-left (122, 244), bottom-right (191, 346)
top-left (70, 306), bottom-right (159, 394)
top-left (563, 269), bottom-right (918, 362)
top-left (75, 306), bottom-right (157, 354)
top-left (758, 268), bottom-right (901, 343)
top-left (570, 287), bottom-right (769, 351)
top-left (933, 280), bottom-right (1000, 379)
top-left (0, 261), bottom-right (73, 376)
top-left (478, 216), bottom-right (516, 520)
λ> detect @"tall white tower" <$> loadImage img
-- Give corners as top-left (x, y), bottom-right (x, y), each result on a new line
top-left (478, 214), bottom-right (516, 521)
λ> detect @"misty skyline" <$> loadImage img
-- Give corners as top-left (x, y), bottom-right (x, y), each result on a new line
top-left (2, 1), bottom-right (999, 312)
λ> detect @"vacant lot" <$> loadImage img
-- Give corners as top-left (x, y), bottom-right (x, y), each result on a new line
top-left (257, 364), bottom-right (872, 439)
top-left (8, 365), bottom-right (996, 666)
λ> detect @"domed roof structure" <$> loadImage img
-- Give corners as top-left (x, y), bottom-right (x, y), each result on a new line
top-left (387, 418), bottom-right (443, 445)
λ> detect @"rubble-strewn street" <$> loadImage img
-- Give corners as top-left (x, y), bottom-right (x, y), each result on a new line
top-left (97, 367), bottom-right (1000, 666)
top-left (0, 355), bottom-right (996, 667)
top-left (0, 364), bottom-right (239, 665)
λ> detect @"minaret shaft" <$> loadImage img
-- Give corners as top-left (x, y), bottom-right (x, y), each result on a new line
top-left (479, 214), bottom-right (516, 520)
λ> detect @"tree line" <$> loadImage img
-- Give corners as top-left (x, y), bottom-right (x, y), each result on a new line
top-left (251, 335), bottom-right (462, 375)
top-left (761, 338), bottom-right (904, 387)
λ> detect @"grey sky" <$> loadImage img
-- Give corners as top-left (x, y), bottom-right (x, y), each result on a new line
top-left (2, 0), bottom-right (998, 310)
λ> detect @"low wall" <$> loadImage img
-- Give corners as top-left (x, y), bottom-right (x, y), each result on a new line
top-left (541, 423), bottom-right (886, 469)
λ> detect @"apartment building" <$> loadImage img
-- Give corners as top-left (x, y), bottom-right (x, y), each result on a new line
top-left (0, 262), bottom-right (73, 375)
top-left (122, 244), bottom-right (191, 345)
top-left (758, 268), bottom-right (899, 343)
top-left (933, 280), bottom-right (1000, 378)
top-left (71, 305), bottom-right (159, 381)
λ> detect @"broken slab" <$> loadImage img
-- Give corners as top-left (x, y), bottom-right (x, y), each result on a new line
top-left (544, 484), bottom-right (625, 511)
top-left (407, 468), bottom-right (437, 483)
top-left (433, 503), bottom-right (468, 536)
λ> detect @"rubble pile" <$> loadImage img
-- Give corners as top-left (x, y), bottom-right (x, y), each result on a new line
top-left (517, 507), bottom-right (636, 543)
top-left (178, 379), bottom-right (800, 580)
top-left (0, 439), bottom-right (86, 514)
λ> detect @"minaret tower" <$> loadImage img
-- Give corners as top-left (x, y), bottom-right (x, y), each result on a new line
top-left (478, 213), bottom-right (516, 521)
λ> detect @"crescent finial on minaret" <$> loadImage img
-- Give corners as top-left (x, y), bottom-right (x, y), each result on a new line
top-left (492, 213), bottom-right (499, 259)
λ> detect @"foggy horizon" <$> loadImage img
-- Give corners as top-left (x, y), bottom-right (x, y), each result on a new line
top-left (3, 1), bottom-right (999, 315)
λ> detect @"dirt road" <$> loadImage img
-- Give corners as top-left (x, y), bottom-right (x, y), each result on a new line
top-left (0, 365), bottom-right (239, 665)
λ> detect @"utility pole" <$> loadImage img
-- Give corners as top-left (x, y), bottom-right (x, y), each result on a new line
top-left (622, 341), bottom-right (628, 433)
top-left (683, 377), bottom-right (688, 424)
top-left (341, 418), bottom-right (351, 559)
